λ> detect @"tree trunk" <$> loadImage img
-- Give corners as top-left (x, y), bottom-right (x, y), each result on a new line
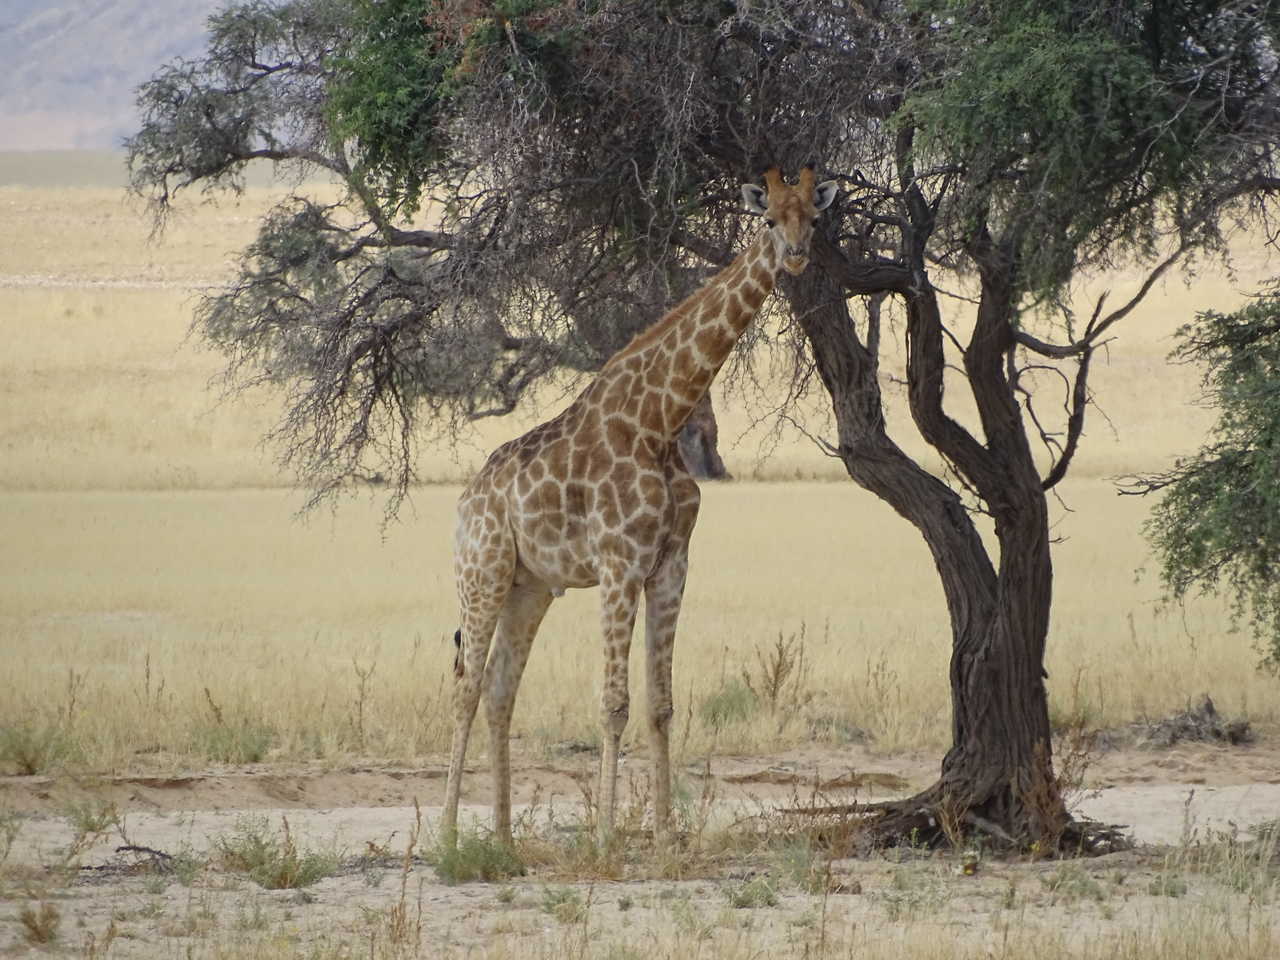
top-left (678, 391), bottom-right (732, 480)
top-left (783, 265), bottom-right (1076, 849)
top-left (934, 494), bottom-right (1066, 846)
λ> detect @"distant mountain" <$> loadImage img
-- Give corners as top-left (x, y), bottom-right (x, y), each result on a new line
top-left (0, 0), bottom-right (220, 150)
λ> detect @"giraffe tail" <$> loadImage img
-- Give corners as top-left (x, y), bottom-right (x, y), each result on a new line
top-left (452, 628), bottom-right (464, 678)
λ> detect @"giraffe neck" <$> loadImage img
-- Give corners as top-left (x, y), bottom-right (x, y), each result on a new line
top-left (593, 228), bottom-right (781, 439)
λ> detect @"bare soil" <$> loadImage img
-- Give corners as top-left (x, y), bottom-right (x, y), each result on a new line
top-left (2, 738), bottom-right (1278, 957)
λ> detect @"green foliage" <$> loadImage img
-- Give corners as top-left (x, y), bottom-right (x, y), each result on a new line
top-left (903, 0), bottom-right (1277, 298)
top-left (215, 815), bottom-right (342, 889)
top-left (191, 717), bottom-right (276, 763)
top-left (327, 0), bottom-right (456, 213)
top-left (431, 828), bottom-right (526, 885)
top-left (329, 0), bottom-right (585, 213)
top-left (1041, 862), bottom-right (1107, 903)
top-left (0, 716), bottom-right (77, 775)
top-left (698, 677), bottom-right (758, 732)
top-left (724, 875), bottom-right (779, 908)
top-left (1144, 294), bottom-right (1280, 667)
top-left (540, 884), bottom-right (587, 923)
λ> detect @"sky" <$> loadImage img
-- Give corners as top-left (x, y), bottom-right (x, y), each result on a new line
top-left (0, 0), bottom-right (219, 151)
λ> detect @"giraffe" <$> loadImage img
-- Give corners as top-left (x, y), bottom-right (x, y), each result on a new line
top-left (442, 167), bottom-right (838, 847)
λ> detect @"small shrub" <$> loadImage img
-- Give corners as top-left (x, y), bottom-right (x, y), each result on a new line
top-left (725, 876), bottom-right (778, 909)
top-left (0, 719), bottom-right (76, 775)
top-left (192, 688), bottom-right (275, 763)
top-left (1174, 820), bottom-right (1280, 900)
top-left (431, 829), bottom-right (525, 885)
top-left (742, 627), bottom-right (811, 711)
top-left (699, 678), bottom-right (758, 731)
top-left (191, 718), bottom-right (275, 764)
top-left (773, 837), bottom-right (831, 894)
top-left (215, 815), bottom-right (340, 889)
top-left (540, 885), bottom-right (586, 923)
top-left (61, 795), bottom-right (119, 837)
top-left (670, 897), bottom-right (712, 938)
top-left (1042, 862), bottom-right (1106, 903)
top-left (0, 806), bottom-right (22, 869)
top-left (171, 849), bottom-right (207, 887)
top-left (19, 902), bottom-right (61, 945)
top-left (1148, 874), bottom-right (1188, 897)
top-left (58, 794), bottom-right (122, 865)
top-left (879, 865), bottom-right (951, 921)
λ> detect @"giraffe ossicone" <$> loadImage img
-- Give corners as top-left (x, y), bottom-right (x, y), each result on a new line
top-left (442, 167), bottom-right (837, 848)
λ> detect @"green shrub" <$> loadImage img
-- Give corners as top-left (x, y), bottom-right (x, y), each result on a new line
top-left (215, 815), bottom-right (340, 889)
top-left (191, 718), bottom-right (275, 764)
top-left (699, 679), bottom-right (758, 731)
top-left (0, 719), bottom-right (77, 774)
top-left (431, 829), bottom-right (525, 885)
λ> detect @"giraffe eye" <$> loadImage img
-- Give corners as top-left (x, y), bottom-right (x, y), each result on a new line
top-left (765, 218), bottom-right (776, 229)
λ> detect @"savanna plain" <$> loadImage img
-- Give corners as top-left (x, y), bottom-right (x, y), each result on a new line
top-left (1, 153), bottom-right (1278, 959)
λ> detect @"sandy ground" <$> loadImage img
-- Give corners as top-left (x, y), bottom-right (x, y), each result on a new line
top-left (2, 738), bottom-right (1278, 957)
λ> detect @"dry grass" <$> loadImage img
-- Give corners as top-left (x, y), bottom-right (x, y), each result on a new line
top-left (1, 159), bottom-right (1278, 778)
top-left (3, 774), bottom-right (1276, 959)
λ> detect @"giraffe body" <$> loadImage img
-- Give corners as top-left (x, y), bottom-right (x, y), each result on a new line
top-left (443, 169), bottom-right (836, 846)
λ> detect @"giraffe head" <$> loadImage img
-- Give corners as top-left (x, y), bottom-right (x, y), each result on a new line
top-left (741, 166), bottom-right (838, 275)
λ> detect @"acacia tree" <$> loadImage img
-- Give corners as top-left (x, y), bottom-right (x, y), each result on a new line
top-left (1135, 296), bottom-right (1280, 670)
top-left (125, 0), bottom-right (731, 503)
top-left (130, 0), bottom-right (1280, 846)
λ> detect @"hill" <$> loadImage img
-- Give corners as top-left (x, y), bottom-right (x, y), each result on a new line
top-left (0, 0), bottom-right (219, 151)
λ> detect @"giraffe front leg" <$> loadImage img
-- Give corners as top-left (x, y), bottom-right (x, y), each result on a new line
top-left (644, 546), bottom-right (688, 847)
top-left (597, 566), bottom-right (642, 846)
top-left (646, 470), bottom-right (699, 846)
top-left (484, 578), bottom-right (553, 847)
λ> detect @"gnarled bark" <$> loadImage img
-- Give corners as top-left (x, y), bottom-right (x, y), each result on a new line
top-left (783, 261), bottom-right (1079, 850)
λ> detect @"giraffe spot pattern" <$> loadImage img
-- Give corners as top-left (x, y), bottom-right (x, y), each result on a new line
top-left (445, 169), bottom-right (830, 848)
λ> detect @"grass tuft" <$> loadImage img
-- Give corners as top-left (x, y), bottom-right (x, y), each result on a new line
top-left (540, 884), bottom-right (587, 923)
top-left (725, 875), bottom-right (779, 908)
top-left (0, 718), bottom-right (77, 775)
top-left (19, 901), bottom-right (61, 945)
top-left (191, 689), bottom-right (275, 763)
top-left (431, 827), bottom-right (526, 885)
top-left (214, 814), bottom-right (341, 889)
top-left (698, 678), bottom-right (758, 732)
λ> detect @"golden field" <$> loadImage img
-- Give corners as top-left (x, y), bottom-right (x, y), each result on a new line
top-left (1, 154), bottom-right (1275, 775)
top-left (1, 153), bottom-right (1278, 960)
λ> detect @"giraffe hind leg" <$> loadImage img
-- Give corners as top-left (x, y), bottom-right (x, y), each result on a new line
top-left (442, 569), bottom-right (512, 847)
top-left (484, 575), bottom-right (554, 846)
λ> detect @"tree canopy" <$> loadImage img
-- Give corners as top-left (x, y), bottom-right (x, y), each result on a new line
top-left (127, 0), bottom-right (1280, 507)
top-left (1139, 296), bottom-right (1280, 669)
top-left (128, 0), bottom-right (1280, 846)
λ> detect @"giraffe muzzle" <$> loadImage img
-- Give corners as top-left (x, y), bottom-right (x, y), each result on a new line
top-left (783, 254), bottom-right (809, 275)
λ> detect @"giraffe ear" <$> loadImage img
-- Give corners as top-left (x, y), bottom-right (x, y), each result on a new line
top-left (813, 180), bottom-right (838, 211)
top-left (741, 183), bottom-right (769, 216)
